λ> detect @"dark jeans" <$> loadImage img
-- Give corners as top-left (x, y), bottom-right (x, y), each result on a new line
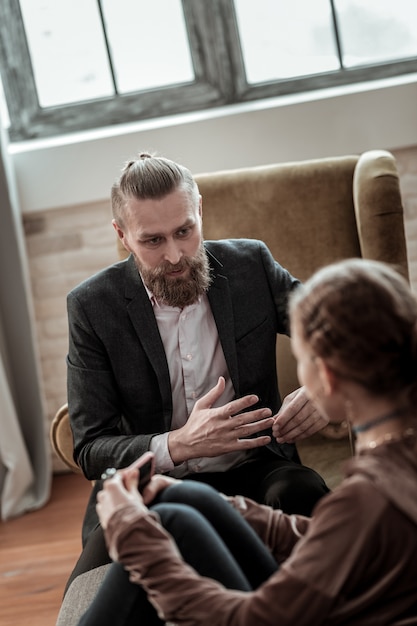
top-left (67, 448), bottom-right (328, 593)
top-left (78, 481), bottom-right (279, 626)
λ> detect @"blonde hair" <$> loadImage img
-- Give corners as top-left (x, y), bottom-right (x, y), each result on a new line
top-left (290, 259), bottom-right (417, 404)
top-left (111, 152), bottom-right (199, 226)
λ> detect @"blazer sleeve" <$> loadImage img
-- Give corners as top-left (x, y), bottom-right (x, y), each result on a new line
top-left (67, 288), bottom-right (156, 480)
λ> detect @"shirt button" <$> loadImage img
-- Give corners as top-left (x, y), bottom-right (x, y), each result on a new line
top-left (186, 353), bottom-right (193, 361)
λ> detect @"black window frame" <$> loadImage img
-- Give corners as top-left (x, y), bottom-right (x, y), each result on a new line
top-left (1, 0), bottom-right (417, 142)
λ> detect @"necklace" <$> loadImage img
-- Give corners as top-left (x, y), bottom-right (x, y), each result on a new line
top-left (359, 427), bottom-right (416, 451)
top-left (352, 408), bottom-right (408, 434)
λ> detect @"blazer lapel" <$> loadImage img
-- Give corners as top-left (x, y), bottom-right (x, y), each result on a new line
top-left (206, 251), bottom-right (240, 396)
top-left (124, 257), bottom-right (172, 412)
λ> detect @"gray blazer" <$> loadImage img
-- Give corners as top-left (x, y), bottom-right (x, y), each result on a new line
top-left (67, 239), bottom-right (300, 481)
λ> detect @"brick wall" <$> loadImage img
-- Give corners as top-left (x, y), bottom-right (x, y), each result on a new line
top-left (23, 147), bottom-right (417, 472)
top-left (24, 201), bottom-right (118, 471)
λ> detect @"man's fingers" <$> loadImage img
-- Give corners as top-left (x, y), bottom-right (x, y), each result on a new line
top-left (230, 407), bottom-right (272, 426)
top-left (234, 415), bottom-right (274, 439)
top-left (224, 394), bottom-right (261, 417)
top-left (274, 411), bottom-right (328, 442)
top-left (195, 376), bottom-right (226, 409)
top-left (237, 435), bottom-right (271, 448)
top-left (276, 394), bottom-right (309, 429)
top-left (195, 376), bottom-right (260, 417)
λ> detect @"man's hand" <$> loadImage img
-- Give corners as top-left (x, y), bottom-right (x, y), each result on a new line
top-left (168, 377), bottom-right (274, 464)
top-left (272, 387), bottom-right (328, 443)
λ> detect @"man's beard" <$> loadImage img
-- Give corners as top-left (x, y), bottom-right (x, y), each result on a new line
top-left (137, 244), bottom-right (212, 308)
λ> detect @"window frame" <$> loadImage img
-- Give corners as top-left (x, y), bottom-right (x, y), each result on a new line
top-left (1, 0), bottom-right (417, 142)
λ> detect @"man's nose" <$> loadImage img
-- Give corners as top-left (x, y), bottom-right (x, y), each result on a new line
top-left (163, 239), bottom-right (182, 265)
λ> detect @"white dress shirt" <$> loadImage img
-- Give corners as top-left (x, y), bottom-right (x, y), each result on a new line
top-left (148, 291), bottom-right (251, 477)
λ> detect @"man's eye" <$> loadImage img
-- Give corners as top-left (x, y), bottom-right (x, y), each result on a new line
top-left (144, 237), bottom-right (161, 246)
top-left (177, 227), bottom-right (191, 237)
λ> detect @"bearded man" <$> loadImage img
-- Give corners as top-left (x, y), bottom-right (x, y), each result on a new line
top-left (65, 152), bottom-right (329, 584)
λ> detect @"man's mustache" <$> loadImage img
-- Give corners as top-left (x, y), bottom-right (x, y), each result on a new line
top-left (155, 259), bottom-right (192, 276)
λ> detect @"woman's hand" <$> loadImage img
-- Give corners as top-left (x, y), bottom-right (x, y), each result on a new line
top-left (97, 470), bottom-right (145, 530)
top-left (142, 474), bottom-right (180, 505)
top-left (96, 468), bottom-right (181, 529)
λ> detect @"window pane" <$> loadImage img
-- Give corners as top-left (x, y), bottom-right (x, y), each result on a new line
top-left (335, 0), bottom-right (417, 67)
top-left (0, 77), bottom-right (10, 129)
top-left (19, 0), bottom-right (114, 107)
top-left (234, 0), bottom-right (340, 84)
top-left (101, 0), bottom-right (194, 93)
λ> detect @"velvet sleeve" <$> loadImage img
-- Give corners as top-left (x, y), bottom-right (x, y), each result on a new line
top-left (226, 494), bottom-right (311, 563)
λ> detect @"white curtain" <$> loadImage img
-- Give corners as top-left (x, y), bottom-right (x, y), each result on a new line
top-left (0, 116), bottom-right (51, 520)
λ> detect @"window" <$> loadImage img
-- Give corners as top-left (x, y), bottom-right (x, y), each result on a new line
top-left (0, 0), bottom-right (416, 142)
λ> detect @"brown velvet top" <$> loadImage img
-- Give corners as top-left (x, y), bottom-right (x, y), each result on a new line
top-left (105, 437), bottom-right (417, 625)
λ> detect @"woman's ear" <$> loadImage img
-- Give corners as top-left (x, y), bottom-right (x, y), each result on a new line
top-left (315, 357), bottom-right (338, 396)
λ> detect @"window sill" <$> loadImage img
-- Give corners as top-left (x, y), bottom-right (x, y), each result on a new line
top-left (8, 72), bottom-right (417, 215)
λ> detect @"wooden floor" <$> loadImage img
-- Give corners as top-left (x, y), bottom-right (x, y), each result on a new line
top-left (0, 473), bottom-right (92, 626)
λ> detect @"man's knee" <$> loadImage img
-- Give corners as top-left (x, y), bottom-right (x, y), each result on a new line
top-left (261, 465), bottom-right (329, 516)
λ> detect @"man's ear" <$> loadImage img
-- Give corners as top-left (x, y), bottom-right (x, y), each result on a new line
top-left (112, 219), bottom-right (131, 253)
top-left (315, 357), bottom-right (338, 396)
top-left (198, 194), bottom-right (202, 218)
